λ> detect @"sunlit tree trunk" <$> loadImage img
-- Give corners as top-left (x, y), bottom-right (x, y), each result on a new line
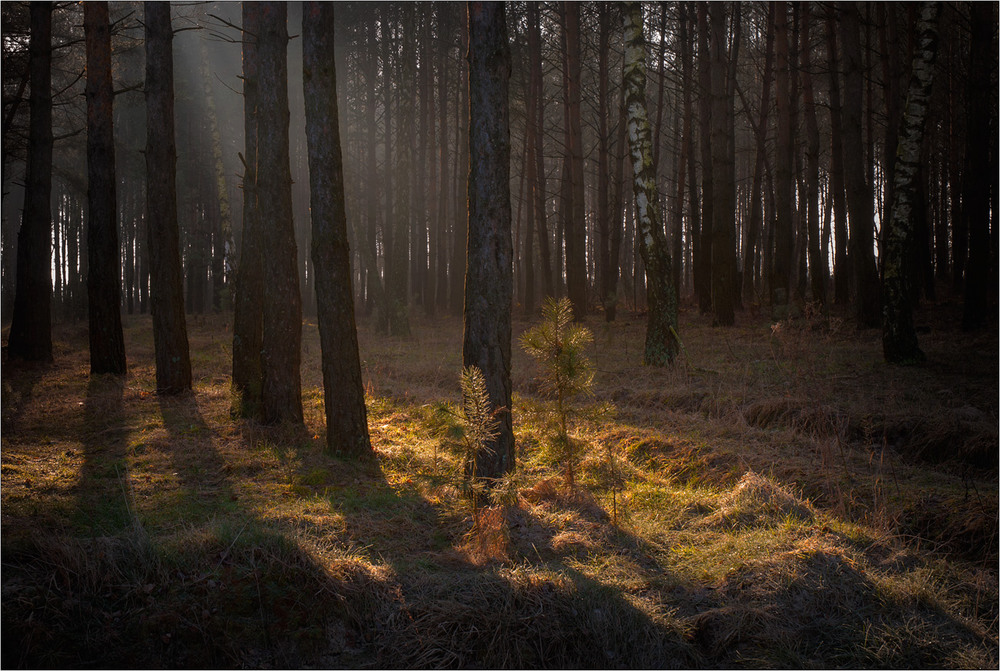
top-left (303, 1), bottom-right (371, 454)
top-left (144, 1), bottom-right (191, 394)
top-left (8, 2), bottom-right (53, 363)
top-left (464, 0), bottom-right (515, 482)
top-left (624, 1), bottom-right (679, 366)
top-left (232, 3), bottom-right (263, 417)
top-left (882, 2), bottom-right (941, 363)
top-left (84, 1), bottom-right (126, 376)
top-left (257, 2), bottom-right (302, 425)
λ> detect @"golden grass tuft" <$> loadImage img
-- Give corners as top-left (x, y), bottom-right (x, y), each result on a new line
top-left (701, 471), bottom-right (815, 530)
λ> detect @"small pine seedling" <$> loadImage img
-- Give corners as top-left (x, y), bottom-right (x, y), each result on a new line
top-left (520, 297), bottom-right (594, 489)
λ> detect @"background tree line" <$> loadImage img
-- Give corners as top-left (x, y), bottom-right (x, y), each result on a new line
top-left (2, 1), bottom-right (996, 346)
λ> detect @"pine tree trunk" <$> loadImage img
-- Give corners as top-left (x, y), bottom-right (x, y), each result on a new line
top-left (623, 1), bottom-right (679, 366)
top-left (257, 2), bottom-right (302, 425)
top-left (709, 2), bottom-right (735, 325)
top-left (464, 0), bottom-right (515, 482)
top-left (882, 2), bottom-right (941, 363)
top-left (527, 1), bottom-right (554, 301)
top-left (232, 3), bottom-right (264, 417)
top-left (144, 1), bottom-right (191, 394)
top-left (8, 2), bottom-right (53, 363)
top-left (801, 3), bottom-right (826, 305)
top-left (772, 1), bottom-right (794, 314)
top-left (303, 1), bottom-right (372, 455)
top-left (562, 1), bottom-right (587, 320)
top-left (696, 2), bottom-right (713, 314)
top-left (825, 9), bottom-right (850, 305)
top-left (84, 1), bottom-right (126, 376)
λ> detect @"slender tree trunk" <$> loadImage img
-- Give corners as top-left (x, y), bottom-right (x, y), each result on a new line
top-left (772, 1), bottom-right (794, 312)
top-left (303, 2), bottom-right (371, 454)
top-left (465, 0), bottom-right (514, 482)
top-left (883, 2), bottom-right (941, 362)
top-left (84, 1), bottom-right (126, 376)
top-left (436, 3), bottom-right (451, 312)
top-left (961, 1), bottom-right (993, 331)
top-left (709, 2), bottom-right (734, 325)
top-left (826, 9), bottom-right (849, 305)
top-left (562, 2), bottom-right (587, 319)
top-left (144, 1), bottom-right (191, 394)
top-left (696, 2), bottom-right (713, 314)
top-left (232, 3), bottom-right (264, 417)
top-left (527, 1), bottom-right (554, 300)
top-left (596, 2), bottom-right (612, 318)
top-left (801, 3), bottom-right (825, 305)
top-left (624, 1), bottom-right (679, 366)
top-left (451, 12), bottom-right (469, 316)
top-left (840, 1), bottom-right (880, 327)
top-left (8, 2), bottom-right (53, 363)
top-left (257, 2), bottom-right (302, 425)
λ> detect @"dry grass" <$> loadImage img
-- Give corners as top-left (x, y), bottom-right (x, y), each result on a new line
top-left (2, 304), bottom-right (997, 668)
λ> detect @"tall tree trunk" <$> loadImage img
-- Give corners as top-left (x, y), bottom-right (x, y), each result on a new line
top-left (709, 2), bottom-right (735, 325)
top-left (8, 2), bottom-right (53, 363)
top-left (772, 1), bottom-right (794, 312)
top-left (144, 1), bottom-right (191, 394)
top-left (742, 3), bottom-right (774, 308)
top-left (596, 2), bottom-right (612, 318)
top-left (826, 9), bottom-right (849, 305)
top-left (882, 2), bottom-right (941, 362)
top-left (527, 1), bottom-right (554, 301)
top-left (257, 2), bottom-right (302, 425)
top-left (451, 11), bottom-right (469, 316)
top-left (840, 1), bottom-right (880, 327)
top-left (232, 3), bottom-right (264, 417)
top-left (961, 1), bottom-right (993, 331)
top-left (84, 1), bottom-right (126, 376)
top-left (562, 1), bottom-right (587, 319)
top-left (465, 0), bottom-right (514, 483)
top-left (624, 1), bottom-right (679, 366)
top-left (695, 2), bottom-right (713, 314)
top-left (801, 2), bottom-right (825, 305)
top-left (303, 2), bottom-right (371, 454)
top-left (436, 3), bottom-right (451, 312)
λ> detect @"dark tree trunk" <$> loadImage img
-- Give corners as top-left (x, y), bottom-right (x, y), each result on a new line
top-left (451, 13), bottom-right (469, 316)
top-left (696, 2), bottom-right (713, 314)
top-left (624, 1), bottom-right (679, 366)
top-left (840, 1), bottom-right (880, 327)
top-left (826, 9), bottom-right (849, 305)
top-left (562, 1), bottom-right (587, 319)
top-left (772, 1), bottom-right (794, 312)
top-left (303, 2), bottom-right (371, 455)
top-left (257, 2), bottom-right (302, 425)
top-left (883, 2), bottom-right (941, 362)
top-left (596, 2), bottom-right (612, 318)
top-left (709, 2), bottom-right (735, 325)
top-left (464, 1), bottom-right (515, 483)
top-left (8, 2), bottom-right (53, 363)
top-left (527, 1), bottom-right (554, 301)
top-left (961, 2), bottom-right (993, 331)
top-left (801, 2), bottom-right (826, 305)
top-left (144, 1), bottom-right (191, 394)
top-left (232, 3), bottom-right (264, 417)
top-left (84, 1), bottom-right (126, 376)
top-left (436, 3), bottom-right (451, 312)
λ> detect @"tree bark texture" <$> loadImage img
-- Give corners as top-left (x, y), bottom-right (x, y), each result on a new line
top-left (232, 3), bottom-right (264, 417)
top-left (562, 1), bottom-right (587, 320)
top-left (8, 2), bottom-right (53, 363)
top-left (84, 1), bottom-right (126, 376)
top-left (303, 2), bottom-right (372, 454)
top-left (772, 1), bottom-right (794, 312)
top-left (882, 2), bottom-right (940, 363)
top-left (801, 3), bottom-right (826, 305)
top-left (144, 1), bottom-right (192, 394)
top-left (257, 2), bottom-right (303, 425)
top-left (464, 1), bottom-right (515, 482)
top-left (825, 9), bottom-right (850, 305)
top-left (623, 1), bottom-right (679, 366)
top-left (709, 2), bottom-right (735, 325)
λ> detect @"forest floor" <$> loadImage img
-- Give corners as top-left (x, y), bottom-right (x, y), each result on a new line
top-left (2, 301), bottom-right (998, 668)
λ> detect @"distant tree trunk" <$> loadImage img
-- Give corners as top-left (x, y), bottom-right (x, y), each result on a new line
top-left (257, 2), bottom-right (302, 425)
top-left (596, 2), bottom-right (612, 318)
top-left (709, 2), bottom-right (735, 325)
top-left (695, 2), bottom-right (713, 314)
top-left (450, 13), bottom-right (469, 316)
top-left (624, 1), bottom-right (679, 366)
top-left (144, 1), bottom-right (191, 394)
top-left (840, 1), bottom-right (880, 327)
top-left (882, 2), bottom-right (940, 363)
top-left (801, 2), bottom-right (826, 305)
top-left (961, 2), bottom-right (992, 332)
top-left (8, 2), bottom-right (53, 363)
top-left (527, 1), bottom-right (554, 301)
top-left (562, 2), bottom-right (587, 319)
top-left (464, 0), bottom-right (514, 482)
top-left (825, 9), bottom-right (849, 305)
top-left (742, 3), bottom-right (773, 308)
top-left (683, 2), bottom-right (701, 301)
top-left (303, 2), bottom-right (371, 454)
top-left (232, 3), bottom-right (264, 417)
top-left (84, 1), bottom-right (126, 376)
top-left (436, 3), bottom-right (451, 312)
top-left (772, 1), bottom-right (794, 312)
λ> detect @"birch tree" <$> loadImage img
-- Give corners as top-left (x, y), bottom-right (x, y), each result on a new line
top-left (623, 1), bottom-right (679, 366)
